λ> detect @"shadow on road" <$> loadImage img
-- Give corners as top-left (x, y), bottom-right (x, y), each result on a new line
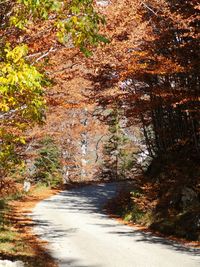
top-left (32, 182), bottom-right (200, 265)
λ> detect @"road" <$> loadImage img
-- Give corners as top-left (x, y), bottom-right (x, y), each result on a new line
top-left (31, 182), bottom-right (200, 267)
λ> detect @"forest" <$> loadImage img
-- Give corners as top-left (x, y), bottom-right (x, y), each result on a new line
top-left (0, 0), bottom-right (200, 266)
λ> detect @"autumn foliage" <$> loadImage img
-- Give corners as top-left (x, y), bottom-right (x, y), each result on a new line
top-left (0, 0), bottom-right (199, 241)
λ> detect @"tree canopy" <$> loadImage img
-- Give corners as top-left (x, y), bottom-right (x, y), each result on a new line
top-left (0, 0), bottom-right (199, 244)
top-left (0, 0), bottom-right (107, 179)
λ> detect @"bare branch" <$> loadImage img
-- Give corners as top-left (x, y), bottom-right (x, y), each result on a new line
top-left (32, 47), bottom-right (57, 64)
top-left (141, 2), bottom-right (158, 16)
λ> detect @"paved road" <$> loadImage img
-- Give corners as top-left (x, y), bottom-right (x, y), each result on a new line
top-left (31, 183), bottom-right (200, 267)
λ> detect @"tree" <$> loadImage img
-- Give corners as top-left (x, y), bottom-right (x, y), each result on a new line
top-left (32, 137), bottom-right (63, 187)
top-left (89, 0), bottom-right (199, 159)
top-left (96, 101), bottom-right (136, 180)
top-left (0, 44), bottom-right (45, 180)
top-left (0, 0), bottom-right (107, 181)
top-left (82, 1), bottom-right (199, 240)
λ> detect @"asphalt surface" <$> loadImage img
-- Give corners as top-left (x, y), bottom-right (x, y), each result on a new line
top-left (31, 182), bottom-right (200, 267)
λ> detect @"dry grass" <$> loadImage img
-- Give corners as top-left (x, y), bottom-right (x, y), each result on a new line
top-left (0, 185), bottom-right (60, 266)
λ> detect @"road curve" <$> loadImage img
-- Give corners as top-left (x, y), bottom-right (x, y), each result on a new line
top-left (31, 183), bottom-right (200, 267)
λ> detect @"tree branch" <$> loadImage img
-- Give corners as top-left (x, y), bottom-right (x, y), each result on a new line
top-left (141, 2), bottom-right (158, 16)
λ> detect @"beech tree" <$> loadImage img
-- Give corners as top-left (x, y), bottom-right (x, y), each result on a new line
top-left (89, 0), bottom-right (199, 158)
top-left (0, 0), bottom-right (107, 180)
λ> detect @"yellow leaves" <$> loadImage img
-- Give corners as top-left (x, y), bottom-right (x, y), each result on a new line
top-left (72, 16), bottom-right (78, 24)
top-left (0, 102), bottom-right (10, 112)
top-left (16, 136), bottom-right (26, 145)
top-left (0, 44), bottom-right (46, 171)
top-left (0, 77), bottom-right (8, 86)
top-left (0, 96), bottom-right (16, 112)
top-left (10, 15), bottom-right (28, 29)
top-left (5, 45), bottom-right (28, 63)
top-left (0, 45), bottom-right (43, 92)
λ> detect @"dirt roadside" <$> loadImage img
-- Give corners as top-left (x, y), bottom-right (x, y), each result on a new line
top-left (1, 186), bottom-right (60, 267)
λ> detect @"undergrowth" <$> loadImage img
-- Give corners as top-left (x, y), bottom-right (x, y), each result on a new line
top-left (108, 146), bottom-right (200, 241)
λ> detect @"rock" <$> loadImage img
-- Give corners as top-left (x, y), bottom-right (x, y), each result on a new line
top-left (0, 260), bottom-right (24, 267)
top-left (176, 211), bottom-right (200, 241)
top-left (181, 187), bottom-right (198, 209)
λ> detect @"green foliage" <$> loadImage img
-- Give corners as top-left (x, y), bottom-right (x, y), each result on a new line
top-left (10, 0), bottom-right (108, 54)
top-left (120, 191), bottom-right (146, 223)
top-left (33, 137), bottom-right (63, 187)
top-left (10, 0), bottom-right (62, 28)
top-left (124, 205), bottom-right (144, 222)
top-left (56, 0), bottom-right (109, 55)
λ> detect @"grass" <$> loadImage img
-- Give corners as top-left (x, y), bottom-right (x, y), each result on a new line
top-left (0, 208), bottom-right (34, 264)
top-left (0, 227), bottom-right (29, 256)
top-left (0, 228), bottom-right (16, 246)
top-left (29, 183), bottom-right (49, 194)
